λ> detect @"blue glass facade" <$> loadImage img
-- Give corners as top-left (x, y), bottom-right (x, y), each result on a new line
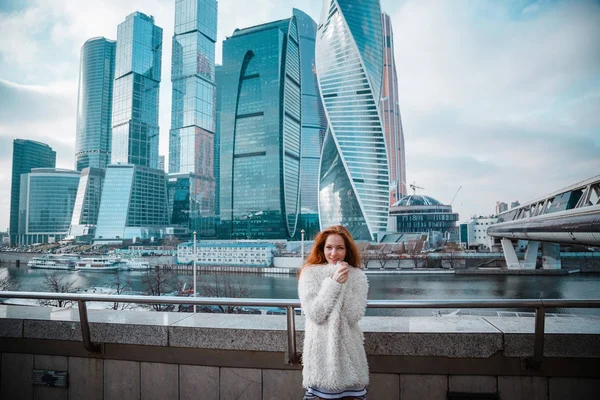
top-left (95, 164), bottom-right (168, 242)
top-left (316, 0), bottom-right (389, 241)
top-left (215, 64), bottom-right (223, 217)
top-left (381, 13), bottom-right (407, 202)
top-left (18, 168), bottom-right (80, 245)
top-left (293, 9), bottom-right (327, 241)
top-left (69, 167), bottom-right (105, 241)
top-left (9, 139), bottom-right (56, 245)
top-left (169, 0), bottom-right (218, 236)
top-left (111, 12), bottom-right (162, 168)
top-left (219, 17), bottom-right (302, 239)
top-left (75, 37), bottom-right (116, 171)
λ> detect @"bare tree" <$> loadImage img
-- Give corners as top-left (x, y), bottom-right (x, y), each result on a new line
top-left (374, 249), bottom-right (390, 269)
top-left (110, 274), bottom-right (132, 310)
top-left (198, 274), bottom-right (250, 313)
top-left (38, 272), bottom-right (79, 308)
top-left (0, 270), bottom-right (19, 291)
top-left (141, 268), bottom-right (174, 311)
top-left (359, 249), bottom-right (371, 269)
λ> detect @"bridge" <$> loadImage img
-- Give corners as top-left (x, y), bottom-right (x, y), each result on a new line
top-left (488, 175), bottom-right (600, 269)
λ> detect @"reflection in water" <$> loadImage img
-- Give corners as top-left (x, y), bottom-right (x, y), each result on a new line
top-left (3, 265), bottom-right (600, 316)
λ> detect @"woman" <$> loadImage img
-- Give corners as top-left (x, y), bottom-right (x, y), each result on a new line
top-left (298, 225), bottom-right (369, 400)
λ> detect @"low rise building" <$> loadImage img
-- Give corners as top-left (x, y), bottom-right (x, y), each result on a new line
top-left (459, 215), bottom-right (498, 250)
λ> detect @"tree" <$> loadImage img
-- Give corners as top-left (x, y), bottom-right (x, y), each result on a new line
top-left (0, 269), bottom-right (19, 291)
top-left (110, 274), bottom-right (132, 310)
top-left (141, 268), bottom-right (174, 311)
top-left (198, 273), bottom-right (250, 313)
top-left (374, 249), bottom-right (390, 269)
top-left (38, 272), bottom-right (79, 308)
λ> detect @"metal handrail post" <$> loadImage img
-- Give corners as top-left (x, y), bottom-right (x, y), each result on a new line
top-left (526, 306), bottom-right (545, 370)
top-left (77, 300), bottom-right (101, 353)
top-left (286, 306), bottom-right (298, 364)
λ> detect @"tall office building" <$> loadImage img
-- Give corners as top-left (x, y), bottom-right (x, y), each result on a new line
top-left (316, 0), bottom-right (389, 241)
top-left (9, 139), bottom-right (56, 245)
top-left (168, 0), bottom-right (218, 236)
top-left (18, 168), bottom-right (80, 245)
top-left (95, 164), bottom-right (169, 243)
top-left (111, 12), bottom-right (162, 168)
top-left (293, 8), bottom-right (327, 241)
top-left (219, 16), bottom-right (302, 239)
top-left (75, 37), bottom-right (116, 171)
top-left (381, 13), bottom-right (407, 202)
top-left (69, 167), bottom-right (105, 242)
top-left (215, 64), bottom-right (223, 218)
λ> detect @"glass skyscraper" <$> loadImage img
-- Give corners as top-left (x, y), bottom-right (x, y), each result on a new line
top-left (75, 37), bottom-right (116, 171)
top-left (381, 13), bottom-right (407, 202)
top-left (18, 168), bottom-right (80, 245)
top-left (9, 139), bottom-right (56, 245)
top-left (111, 12), bottom-right (162, 168)
top-left (69, 167), bottom-right (105, 241)
top-left (95, 164), bottom-right (169, 243)
top-left (219, 16), bottom-right (302, 239)
top-left (169, 0), bottom-right (218, 236)
top-left (316, 0), bottom-right (389, 241)
top-left (293, 8), bottom-right (327, 241)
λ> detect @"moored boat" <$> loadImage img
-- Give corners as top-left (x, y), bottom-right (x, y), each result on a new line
top-left (75, 257), bottom-right (121, 272)
top-left (28, 255), bottom-right (77, 270)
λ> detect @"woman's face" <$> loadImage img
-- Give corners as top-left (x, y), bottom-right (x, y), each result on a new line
top-left (324, 234), bottom-right (347, 265)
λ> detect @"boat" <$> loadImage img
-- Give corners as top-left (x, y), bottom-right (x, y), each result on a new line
top-left (75, 257), bottom-right (121, 272)
top-left (28, 255), bottom-right (77, 270)
top-left (119, 258), bottom-right (151, 271)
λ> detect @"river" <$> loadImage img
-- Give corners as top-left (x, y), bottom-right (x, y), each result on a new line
top-left (2, 265), bottom-right (600, 316)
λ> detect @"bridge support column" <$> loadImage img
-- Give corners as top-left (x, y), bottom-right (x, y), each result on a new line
top-left (542, 243), bottom-right (561, 269)
top-left (501, 238), bottom-right (521, 269)
top-left (523, 241), bottom-right (540, 269)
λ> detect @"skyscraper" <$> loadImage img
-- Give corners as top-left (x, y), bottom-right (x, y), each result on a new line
top-left (168, 0), bottom-right (218, 236)
top-left (381, 12), bottom-right (407, 202)
top-left (293, 8), bottom-right (327, 241)
top-left (75, 37), bottom-right (116, 171)
top-left (69, 167), bottom-right (105, 242)
top-left (9, 139), bottom-right (56, 245)
top-left (18, 168), bottom-right (80, 245)
top-left (111, 12), bottom-right (162, 168)
top-left (219, 16), bottom-right (302, 239)
top-left (316, 0), bottom-right (389, 241)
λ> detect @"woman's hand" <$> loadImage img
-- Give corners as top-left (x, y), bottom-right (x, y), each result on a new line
top-left (331, 261), bottom-right (350, 284)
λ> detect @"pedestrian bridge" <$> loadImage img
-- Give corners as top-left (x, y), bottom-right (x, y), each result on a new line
top-left (0, 292), bottom-right (599, 399)
top-left (488, 175), bottom-right (600, 269)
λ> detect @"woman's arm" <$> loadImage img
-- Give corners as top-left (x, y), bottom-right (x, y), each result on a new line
top-left (341, 269), bottom-right (368, 325)
top-left (298, 268), bottom-right (343, 324)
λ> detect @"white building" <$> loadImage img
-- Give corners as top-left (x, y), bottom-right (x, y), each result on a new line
top-left (177, 242), bottom-right (276, 267)
top-left (460, 216), bottom-right (498, 250)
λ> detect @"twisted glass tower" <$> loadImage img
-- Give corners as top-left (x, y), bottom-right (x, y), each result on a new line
top-left (316, 0), bottom-right (389, 241)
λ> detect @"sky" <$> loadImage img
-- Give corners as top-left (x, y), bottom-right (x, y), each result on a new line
top-left (0, 0), bottom-right (599, 232)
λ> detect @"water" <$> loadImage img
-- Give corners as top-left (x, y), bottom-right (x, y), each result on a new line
top-left (3, 265), bottom-right (600, 316)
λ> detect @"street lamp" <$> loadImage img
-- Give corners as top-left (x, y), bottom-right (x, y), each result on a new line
top-left (300, 229), bottom-right (305, 266)
top-left (193, 231), bottom-right (197, 313)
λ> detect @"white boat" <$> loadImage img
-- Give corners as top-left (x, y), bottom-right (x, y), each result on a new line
top-left (28, 255), bottom-right (77, 270)
top-left (119, 258), bottom-right (151, 270)
top-left (75, 257), bottom-right (121, 272)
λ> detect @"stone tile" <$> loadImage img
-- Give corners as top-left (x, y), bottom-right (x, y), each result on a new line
top-left (91, 323), bottom-right (169, 346)
top-left (498, 376), bottom-right (547, 400)
top-left (33, 355), bottom-right (68, 400)
top-left (68, 357), bottom-right (103, 400)
top-left (262, 369), bottom-right (304, 400)
top-left (24, 320), bottom-right (82, 341)
top-left (179, 365), bottom-right (219, 400)
top-left (0, 305), bottom-right (54, 320)
top-left (140, 362), bottom-right (178, 400)
top-left (400, 374), bottom-right (447, 400)
top-left (449, 375), bottom-right (497, 393)
top-left (369, 373), bottom-right (399, 400)
top-left (364, 332), bottom-right (502, 358)
top-left (0, 318), bottom-right (22, 337)
top-left (1, 353), bottom-right (34, 400)
top-left (169, 326), bottom-right (287, 352)
top-left (104, 359), bottom-right (140, 400)
top-left (549, 378), bottom-right (600, 400)
top-left (220, 367), bottom-right (261, 400)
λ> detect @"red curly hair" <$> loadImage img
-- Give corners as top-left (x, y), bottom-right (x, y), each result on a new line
top-left (299, 225), bottom-right (361, 277)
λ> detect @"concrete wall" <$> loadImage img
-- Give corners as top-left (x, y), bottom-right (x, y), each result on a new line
top-left (1, 306), bottom-right (599, 399)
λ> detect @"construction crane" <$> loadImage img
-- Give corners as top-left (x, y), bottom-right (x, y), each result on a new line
top-left (409, 182), bottom-right (424, 195)
top-left (450, 186), bottom-right (462, 205)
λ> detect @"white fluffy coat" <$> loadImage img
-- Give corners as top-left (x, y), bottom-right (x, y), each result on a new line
top-left (298, 263), bottom-right (369, 390)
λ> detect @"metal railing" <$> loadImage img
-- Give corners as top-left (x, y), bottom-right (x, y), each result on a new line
top-left (1, 291), bottom-right (599, 370)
